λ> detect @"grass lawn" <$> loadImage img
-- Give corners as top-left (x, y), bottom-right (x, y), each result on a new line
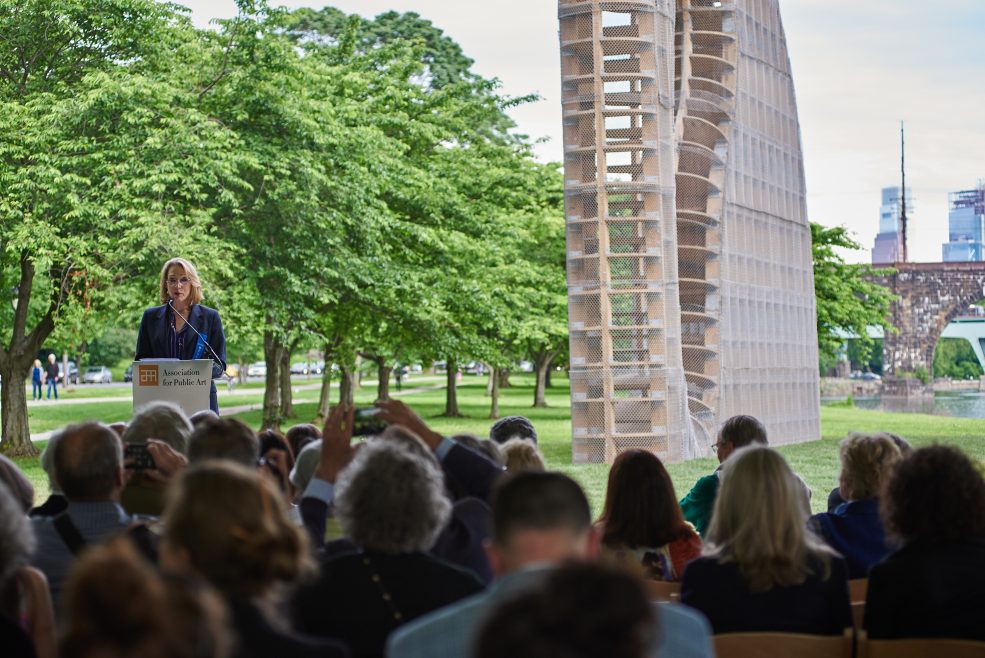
top-left (10, 374), bottom-right (985, 517)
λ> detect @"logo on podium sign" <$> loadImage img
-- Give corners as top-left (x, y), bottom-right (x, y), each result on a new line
top-left (136, 364), bottom-right (160, 387)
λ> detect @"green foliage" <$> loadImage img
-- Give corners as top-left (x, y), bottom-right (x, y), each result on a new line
top-left (86, 327), bottom-right (137, 366)
top-left (900, 366), bottom-right (931, 385)
top-left (811, 223), bottom-right (896, 365)
top-left (846, 338), bottom-right (883, 374)
top-left (933, 338), bottom-right (984, 379)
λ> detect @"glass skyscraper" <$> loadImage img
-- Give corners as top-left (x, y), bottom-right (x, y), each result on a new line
top-left (871, 186), bottom-right (913, 265)
top-left (942, 184), bottom-right (985, 262)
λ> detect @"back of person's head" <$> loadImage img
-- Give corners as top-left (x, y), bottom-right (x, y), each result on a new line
top-left (187, 417), bottom-right (259, 467)
top-left (707, 445), bottom-right (831, 591)
top-left (882, 445), bottom-right (985, 545)
top-left (0, 481), bottom-right (34, 588)
top-left (189, 409), bottom-right (219, 429)
top-left (335, 440), bottom-right (450, 554)
top-left (54, 422), bottom-right (123, 502)
top-left (599, 449), bottom-right (689, 549)
top-left (489, 416), bottom-right (538, 445)
top-left (123, 402), bottom-right (193, 454)
top-left (60, 538), bottom-right (231, 658)
top-left (289, 440), bottom-right (322, 496)
top-left (490, 472), bottom-right (591, 555)
top-left (40, 430), bottom-right (64, 492)
top-left (163, 461), bottom-right (312, 600)
top-left (500, 438), bottom-right (546, 473)
top-left (286, 423), bottom-right (321, 458)
top-left (0, 456), bottom-right (33, 513)
top-left (453, 434), bottom-right (504, 466)
top-left (839, 432), bottom-right (902, 501)
top-left (717, 415), bottom-right (768, 449)
top-left (378, 425), bottom-right (440, 467)
top-left (474, 562), bottom-right (656, 658)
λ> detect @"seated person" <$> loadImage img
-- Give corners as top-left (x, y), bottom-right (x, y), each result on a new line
top-left (120, 402), bottom-right (193, 515)
top-left (864, 445), bottom-right (985, 641)
top-left (680, 446), bottom-right (852, 635)
top-left (500, 438), bottom-right (546, 473)
top-left (826, 433), bottom-right (911, 511)
top-left (809, 433), bottom-right (901, 578)
top-left (597, 450), bottom-right (701, 582)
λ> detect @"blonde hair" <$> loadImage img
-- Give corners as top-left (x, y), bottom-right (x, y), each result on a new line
top-left (839, 432), bottom-right (902, 501)
top-left (159, 258), bottom-right (203, 305)
top-left (163, 461), bottom-right (313, 599)
top-left (705, 445), bottom-right (833, 592)
top-left (501, 438), bottom-right (546, 472)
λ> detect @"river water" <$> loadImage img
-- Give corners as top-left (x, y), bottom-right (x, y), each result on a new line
top-left (846, 391), bottom-right (985, 419)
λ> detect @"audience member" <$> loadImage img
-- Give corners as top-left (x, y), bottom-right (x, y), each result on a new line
top-left (474, 563), bottom-right (656, 658)
top-left (286, 424), bottom-right (321, 460)
top-left (679, 415), bottom-right (768, 537)
top-left (29, 432), bottom-right (67, 518)
top-left (189, 409), bottom-right (219, 429)
top-left (597, 450), bottom-right (701, 582)
top-left (108, 422), bottom-right (128, 437)
top-left (258, 429), bottom-right (295, 495)
top-left (293, 435), bottom-right (483, 658)
top-left (488, 416), bottom-right (537, 445)
top-left (290, 440), bottom-right (322, 501)
top-left (680, 446), bottom-right (851, 635)
top-left (499, 438), bottom-right (546, 472)
top-left (0, 455), bottom-right (34, 513)
top-left (30, 422), bottom-right (135, 606)
top-left (60, 538), bottom-right (231, 658)
top-left (826, 433), bottom-right (911, 512)
top-left (187, 417), bottom-right (259, 467)
top-left (865, 445), bottom-right (985, 640)
top-left (809, 433), bottom-right (901, 578)
top-left (163, 462), bottom-right (349, 658)
top-left (120, 402), bottom-right (193, 515)
top-left (388, 471), bottom-right (713, 658)
top-left (0, 481), bottom-right (55, 658)
top-left (452, 434), bottom-right (503, 466)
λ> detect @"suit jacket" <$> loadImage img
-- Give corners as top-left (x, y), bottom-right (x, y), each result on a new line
top-left (680, 554), bottom-right (852, 635)
top-left (809, 498), bottom-right (893, 579)
top-left (864, 539), bottom-right (985, 640)
top-left (229, 599), bottom-right (350, 658)
top-left (135, 303), bottom-right (226, 413)
top-left (29, 494), bottom-right (67, 518)
top-left (292, 551), bottom-right (484, 658)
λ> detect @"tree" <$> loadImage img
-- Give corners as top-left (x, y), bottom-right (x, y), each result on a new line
top-left (811, 223), bottom-right (896, 368)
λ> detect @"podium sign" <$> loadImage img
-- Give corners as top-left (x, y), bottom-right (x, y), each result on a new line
top-left (132, 359), bottom-right (212, 416)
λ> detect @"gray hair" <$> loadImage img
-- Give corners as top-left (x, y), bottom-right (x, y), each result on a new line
top-left (500, 438), bottom-right (546, 472)
top-left (123, 402), bottom-right (193, 454)
top-left (290, 440), bottom-right (322, 494)
top-left (335, 440), bottom-right (451, 554)
top-left (40, 429), bottom-right (65, 492)
top-left (0, 480), bottom-right (34, 587)
top-left (55, 423), bottom-right (123, 502)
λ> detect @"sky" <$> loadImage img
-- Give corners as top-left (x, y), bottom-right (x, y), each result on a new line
top-left (179, 0), bottom-right (985, 263)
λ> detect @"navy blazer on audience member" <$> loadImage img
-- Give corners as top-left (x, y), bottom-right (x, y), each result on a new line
top-left (865, 539), bottom-right (985, 641)
top-left (229, 599), bottom-right (350, 658)
top-left (809, 498), bottom-right (893, 579)
top-left (680, 554), bottom-right (853, 635)
top-left (135, 303), bottom-right (226, 413)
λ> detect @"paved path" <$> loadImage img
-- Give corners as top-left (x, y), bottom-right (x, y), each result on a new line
top-left (28, 378), bottom-right (445, 443)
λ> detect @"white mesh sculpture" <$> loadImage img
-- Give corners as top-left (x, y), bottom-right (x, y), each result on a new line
top-left (559, 0), bottom-right (819, 464)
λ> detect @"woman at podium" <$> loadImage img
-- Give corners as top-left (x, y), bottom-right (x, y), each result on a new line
top-left (135, 257), bottom-right (227, 413)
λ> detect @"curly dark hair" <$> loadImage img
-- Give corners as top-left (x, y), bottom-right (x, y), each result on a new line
top-left (881, 445), bottom-right (985, 544)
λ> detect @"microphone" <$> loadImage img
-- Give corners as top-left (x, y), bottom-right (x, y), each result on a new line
top-left (168, 299), bottom-right (227, 374)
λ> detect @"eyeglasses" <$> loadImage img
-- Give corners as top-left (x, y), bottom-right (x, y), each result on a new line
top-left (167, 277), bottom-right (191, 288)
top-left (711, 440), bottom-right (730, 450)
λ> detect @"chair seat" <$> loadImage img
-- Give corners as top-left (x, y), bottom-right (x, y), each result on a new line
top-left (713, 629), bottom-right (854, 658)
top-left (861, 637), bottom-right (985, 658)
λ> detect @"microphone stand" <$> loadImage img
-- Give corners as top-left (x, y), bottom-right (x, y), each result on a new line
top-left (168, 299), bottom-right (227, 375)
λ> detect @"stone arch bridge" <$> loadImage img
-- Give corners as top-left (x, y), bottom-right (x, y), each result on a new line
top-left (871, 262), bottom-right (985, 376)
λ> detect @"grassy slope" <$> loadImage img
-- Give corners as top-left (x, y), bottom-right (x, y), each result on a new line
top-left (11, 375), bottom-right (985, 516)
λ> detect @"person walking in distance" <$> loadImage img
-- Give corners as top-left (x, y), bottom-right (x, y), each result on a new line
top-left (44, 355), bottom-right (60, 401)
top-left (31, 359), bottom-right (43, 400)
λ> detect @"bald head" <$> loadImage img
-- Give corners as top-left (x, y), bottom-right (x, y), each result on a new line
top-left (54, 423), bottom-right (123, 502)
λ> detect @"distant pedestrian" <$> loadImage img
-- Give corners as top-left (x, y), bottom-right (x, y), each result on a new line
top-left (31, 359), bottom-right (43, 400)
top-left (44, 354), bottom-right (60, 400)
top-left (395, 366), bottom-right (405, 392)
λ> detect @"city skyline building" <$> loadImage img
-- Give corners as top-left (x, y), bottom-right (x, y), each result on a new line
top-left (559, 0), bottom-right (819, 464)
top-left (942, 183), bottom-right (985, 263)
top-left (871, 185), bottom-right (913, 265)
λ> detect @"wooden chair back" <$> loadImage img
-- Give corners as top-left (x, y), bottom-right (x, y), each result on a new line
top-left (860, 637), bottom-right (985, 658)
top-left (713, 629), bottom-right (854, 658)
top-left (848, 578), bottom-right (868, 603)
top-left (643, 579), bottom-right (680, 601)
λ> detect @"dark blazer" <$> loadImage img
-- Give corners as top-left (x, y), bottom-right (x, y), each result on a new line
top-left (865, 539), bottom-right (985, 640)
top-left (809, 498), bottom-right (893, 579)
top-left (291, 550), bottom-right (484, 658)
top-left (29, 494), bottom-right (67, 518)
top-left (135, 303), bottom-right (226, 413)
top-left (229, 599), bottom-right (350, 658)
top-left (680, 554), bottom-right (853, 635)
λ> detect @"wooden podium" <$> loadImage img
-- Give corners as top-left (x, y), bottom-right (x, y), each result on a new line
top-left (131, 359), bottom-right (212, 416)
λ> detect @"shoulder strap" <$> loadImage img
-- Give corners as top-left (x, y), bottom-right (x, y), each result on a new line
top-left (52, 513), bottom-right (87, 556)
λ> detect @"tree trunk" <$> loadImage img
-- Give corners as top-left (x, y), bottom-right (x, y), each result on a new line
top-left (533, 349), bottom-right (558, 408)
top-left (338, 365), bottom-right (356, 407)
top-left (442, 358), bottom-right (462, 417)
top-left (489, 366), bottom-right (501, 419)
top-left (314, 360), bottom-right (334, 424)
top-left (0, 360), bottom-right (35, 456)
top-left (485, 368), bottom-right (494, 397)
top-left (261, 328), bottom-right (282, 430)
top-left (498, 369), bottom-right (511, 389)
top-left (278, 343), bottom-right (293, 419)
top-left (376, 363), bottom-right (392, 402)
top-left (545, 365), bottom-right (552, 388)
